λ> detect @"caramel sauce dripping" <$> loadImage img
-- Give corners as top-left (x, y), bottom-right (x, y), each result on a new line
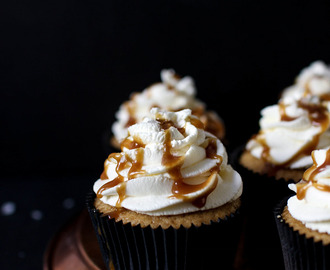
top-left (190, 117), bottom-right (205, 130)
top-left (97, 149), bottom-right (144, 203)
top-left (320, 93), bottom-right (330, 101)
top-left (299, 99), bottom-right (329, 132)
top-left (255, 100), bottom-right (330, 174)
top-left (302, 79), bottom-right (330, 101)
top-left (158, 118), bottom-right (221, 208)
top-left (99, 115), bottom-right (221, 209)
top-left (279, 102), bottom-right (297, 122)
top-left (296, 148), bottom-right (330, 200)
top-left (120, 137), bottom-right (145, 150)
top-left (168, 135), bottom-right (221, 208)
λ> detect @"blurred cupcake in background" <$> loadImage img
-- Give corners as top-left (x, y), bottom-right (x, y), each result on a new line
top-left (281, 61), bottom-right (330, 105)
top-left (240, 61), bottom-right (330, 183)
top-left (240, 94), bottom-right (330, 182)
top-left (275, 148), bottom-right (330, 270)
top-left (234, 61), bottom-right (330, 270)
top-left (111, 69), bottom-right (225, 149)
top-left (88, 108), bottom-right (242, 270)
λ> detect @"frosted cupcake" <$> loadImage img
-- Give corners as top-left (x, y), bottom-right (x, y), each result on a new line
top-left (235, 65), bottom-right (330, 270)
top-left (275, 148), bottom-right (330, 270)
top-left (281, 61), bottom-right (330, 105)
top-left (241, 61), bottom-right (330, 182)
top-left (88, 108), bottom-right (242, 270)
top-left (111, 69), bottom-right (225, 148)
top-left (240, 94), bottom-right (330, 182)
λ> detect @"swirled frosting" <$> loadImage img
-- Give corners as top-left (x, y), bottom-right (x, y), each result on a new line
top-left (247, 93), bottom-right (330, 169)
top-left (281, 61), bottom-right (330, 104)
top-left (94, 108), bottom-right (242, 216)
top-left (112, 69), bottom-right (224, 144)
top-left (288, 148), bottom-right (330, 234)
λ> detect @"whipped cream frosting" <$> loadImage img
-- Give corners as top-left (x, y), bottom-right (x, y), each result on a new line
top-left (95, 108), bottom-right (242, 216)
top-left (247, 89), bottom-right (330, 169)
top-left (288, 148), bottom-right (330, 234)
top-left (112, 69), bottom-right (223, 144)
top-left (281, 61), bottom-right (330, 103)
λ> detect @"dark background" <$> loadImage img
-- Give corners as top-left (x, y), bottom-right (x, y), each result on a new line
top-left (1, 1), bottom-right (330, 269)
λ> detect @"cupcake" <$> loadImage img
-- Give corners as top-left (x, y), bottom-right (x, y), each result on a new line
top-left (241, 61), bottom-right (330, 183)
top-left (111, 69), bottom-right (225, 149)
top-left (235, 64), bottom-right (330, 270)
top-left (88, 108), bottom-right (243, 270)
top-left (281, 61), bottom-right (330, 104)
top-left (240, 95), bottom-right (330, 183)
top-left (275, 148), bottom-right (330, 270)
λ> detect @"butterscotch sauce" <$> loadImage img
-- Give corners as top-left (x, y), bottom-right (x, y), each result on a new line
top-left (296, 181), bottom-right (330, 200)
top-left (205, 138), bottom-right (223, 163)
top-left (97, 149), bottom-right (145, 203)
top-left (171, 172), bottom-right (218, 208)
top-left (157, 118), bottom-right (186, 135)
top-left (296, 148), bottom-right (330, 200)
top-left (160, 124), bottom-right (217, 207)
top-left (125, 116), bottom-right (136, 128)
top-left (190, 117), bottom-right (205, 130)
top-left (191, 106), bottom-right (205, 118)
top-left (120, 137), bottom-right (145, 150)
top-left (116, 182), bottom-right (127, 207)
top-left (162, 128), bottom-right (221, 208)
top-left (303, 79), bottom-right (330, 101)
top-left (162, 129), bottom-right (184, 169)
top-left (298, 99), bottom-right (329, 132)
top-left (320, 93), bottom-right (330, 101)
top-left (158, 118), bottom-right (221, 208)
top-left (128, 149), bottom-right (144, 178)
top-left (303, 149), bottom-right (330, 180)
top-left (99, 115), bottom-right (221, 209)
top-left (191, 105), bottom-right (225, 138)
top-left (279, 102), bottom-right (297, 122)
top-left (254, 99), bottom-right (330, 172)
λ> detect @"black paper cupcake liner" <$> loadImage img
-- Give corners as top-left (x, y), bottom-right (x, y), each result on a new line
top-left (86, 192), bottom-right (242, 270)
top-left (230, 146), bottom-right (297, 270)
top-left (274, 197), bottom-right (330, 270)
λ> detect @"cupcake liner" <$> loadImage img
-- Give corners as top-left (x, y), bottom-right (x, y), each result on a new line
top-left (274, 197), bottom-right (330, 270)
top-left (87, 192), bottom-right (242, 270)
top-left (230, 146), bottom-right (297, 269)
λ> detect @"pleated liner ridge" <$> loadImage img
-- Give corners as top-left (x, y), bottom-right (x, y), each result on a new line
top-left (86, 192), bottom-right (241, 270)
top-left (274, 197), bottom-right (330, 270)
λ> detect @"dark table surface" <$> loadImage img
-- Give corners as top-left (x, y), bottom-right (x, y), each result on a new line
top-left (0, 174), bottom-right (96, 270)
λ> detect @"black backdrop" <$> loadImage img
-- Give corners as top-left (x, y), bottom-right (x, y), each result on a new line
top-left (1, 1), bottom-right (330, 269)
top-left (2, 0), bottom-right (330, 178)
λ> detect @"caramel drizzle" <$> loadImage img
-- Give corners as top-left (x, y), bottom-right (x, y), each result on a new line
top-left (167, 133), bottom-right (222, 208)
top-left (279, 100), bottom-right (329, 131)
top-left (296, 148), bottom-right (330, 200)
top-left (97, 149), bottom-right (144, 201)
top-left (99, 116), bottom-right (221, 209)
top-left (302, 79), bottom-right (330, 101)
top-left (255, 99), bottom-right (330, 172)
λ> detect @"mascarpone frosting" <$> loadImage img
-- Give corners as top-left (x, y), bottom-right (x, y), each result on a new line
top-left (281, 61), bottom-right (330, 103)
top-left (112, 69), bottom-right (223, 144)
top-left (247, 72), bottom-right (330, 169)
top-left (288, 148), bottom-right (330, 234)
top-left (95, 108), bottom-right (242, 216)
